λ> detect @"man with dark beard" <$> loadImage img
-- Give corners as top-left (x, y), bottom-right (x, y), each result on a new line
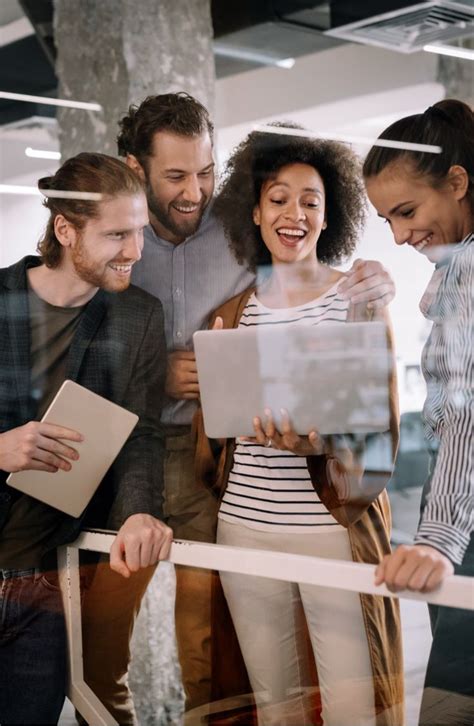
top-left (82, 93), bottom-right (399, 723)
top-left (0, 152), bottom-right (172, 725)
top-left (121, 94), bottom-right (254, 721)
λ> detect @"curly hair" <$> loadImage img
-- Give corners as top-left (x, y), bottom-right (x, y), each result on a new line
top-left (214, 125), bottom-right (367, 271)
top-left (117, 92), bottom-right (214, 169)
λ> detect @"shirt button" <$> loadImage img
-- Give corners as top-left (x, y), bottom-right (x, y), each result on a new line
top-left (176, 331), bottom-right (182, 339)
top-left (174, 287), bottom-right (181, 297)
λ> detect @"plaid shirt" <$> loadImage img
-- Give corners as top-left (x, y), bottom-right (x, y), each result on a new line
top-left (0, 256), bottom-right (167, 552)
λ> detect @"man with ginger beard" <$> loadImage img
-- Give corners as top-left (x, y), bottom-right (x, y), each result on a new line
top-left (81, 92), bottom-right (399, 723)
top-left (0, 152), bottom-right (172, 725)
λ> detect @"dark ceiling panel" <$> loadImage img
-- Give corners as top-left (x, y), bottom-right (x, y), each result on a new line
top-left (212, 0), bottom-right (276, 36)
top-left (18, 0), bottom-right (55, 66)
top-left (330, 0), bottom-right (420, 26)
top-left (0, 34), bottom-right (56, 124)
top-left (1, 35), bottom-right (55, 90)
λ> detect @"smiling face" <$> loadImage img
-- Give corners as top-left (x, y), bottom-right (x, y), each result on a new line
top-left (253, 163), bottom-right (327, 266)
top-left (65, 193), bottom-right (148, 292)
top-left (132, 130), bottom-right (214, 243)
top-left (365, 160), bottom-right (471, 263)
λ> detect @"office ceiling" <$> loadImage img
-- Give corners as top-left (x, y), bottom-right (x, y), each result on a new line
top-left (0, 0), bottom-right (472, 128)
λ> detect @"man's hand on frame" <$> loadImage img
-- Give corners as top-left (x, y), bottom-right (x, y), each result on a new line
top-left (110, 513), bottom-right (173, 578)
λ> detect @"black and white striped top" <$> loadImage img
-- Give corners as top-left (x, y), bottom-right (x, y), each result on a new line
top-left (219, 285), bottom-right (349, 533)
top-left (415, 234), bottom-right (474, 564)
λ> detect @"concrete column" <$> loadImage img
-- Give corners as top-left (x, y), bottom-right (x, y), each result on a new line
top-left (437, 38), bottom-right (474, 106)
top-left (129, 564), bottom-right (184, 725)
top-left (53, 2), bottom-right (215, 722)
top-left (54, 0), bottom-right (215, 158)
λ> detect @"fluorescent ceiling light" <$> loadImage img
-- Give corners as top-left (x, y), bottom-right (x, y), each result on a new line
top-left (0, 184), bottom-right (39, 196)
top-left (25, 147), bottom-right (61, 160)
top-left (254, 124), bottom-right (442, 154)
top-left (0, 91), bottom-right (102, 112)
top-left (0, 17), bottom-right (34, 48)
top-left (0, 184), bottom-right (102, 200)
top-left (214, 43), bottom-right (295, 69)
top-left (423, 44), bottom-right (474, 61)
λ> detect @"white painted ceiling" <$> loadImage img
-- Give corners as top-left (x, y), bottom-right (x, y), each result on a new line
top-left (0, 0), bottom-right (24, 27)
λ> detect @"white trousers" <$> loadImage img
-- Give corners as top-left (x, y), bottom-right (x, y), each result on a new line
top-left (217, 519), bottom-right (376, 726)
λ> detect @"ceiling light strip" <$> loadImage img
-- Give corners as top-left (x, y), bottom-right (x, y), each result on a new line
top-left (25, 147), bottom-right (62, 160)
top-left (0, 91), bottom-right (102, 112)
top-left (214, 43), bottom-right (295, 69)
top-left (254, 124), bottom-right (442, 154)
top-left (423, 44), bottom-right (474, 61)
top-left (0, 184), bottom-right (102, 200)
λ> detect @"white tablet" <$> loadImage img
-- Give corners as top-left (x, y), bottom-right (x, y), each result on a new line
top-left (194, 322), bottom-right (391, 439)
top-left (7, 380), bottom-right (139, 518)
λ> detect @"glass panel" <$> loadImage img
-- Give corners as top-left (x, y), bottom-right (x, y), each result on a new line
top-left (0, 11), bottom-right (472, 726)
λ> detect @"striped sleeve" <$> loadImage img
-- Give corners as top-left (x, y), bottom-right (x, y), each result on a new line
top-left (415, 242), bottom-right (474, 563)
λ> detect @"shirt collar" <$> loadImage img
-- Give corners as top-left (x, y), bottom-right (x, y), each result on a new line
top-left (435, 232), bottom-right (474, 270)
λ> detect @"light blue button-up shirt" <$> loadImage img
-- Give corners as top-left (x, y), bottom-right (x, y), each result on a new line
top-left (131, 204), bottom-right (254, 425)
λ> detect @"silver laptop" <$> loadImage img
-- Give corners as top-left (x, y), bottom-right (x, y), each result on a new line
top-left (194, 322), bottom-right (391, 439)
top-left (7, 380), bottom-right (139, 518)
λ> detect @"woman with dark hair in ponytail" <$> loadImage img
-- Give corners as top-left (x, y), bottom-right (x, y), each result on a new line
top-left (363, 99), bottom-right (473, 725)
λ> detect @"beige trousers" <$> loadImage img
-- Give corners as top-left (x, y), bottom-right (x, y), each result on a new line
top-left (217, 519), bottom-right (376, 726)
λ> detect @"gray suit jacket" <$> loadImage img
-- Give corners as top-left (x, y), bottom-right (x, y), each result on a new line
top-left (0, 256), bottom-right (167, 553)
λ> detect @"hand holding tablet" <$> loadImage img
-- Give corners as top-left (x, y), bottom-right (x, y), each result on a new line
top-left (7, 380), bottom-right (138, 518)
top-left (0, 421), bottom-right (84, 474)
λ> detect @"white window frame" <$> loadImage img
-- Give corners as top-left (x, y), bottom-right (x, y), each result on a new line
top-left (58, 529), bottom-right (474, 726)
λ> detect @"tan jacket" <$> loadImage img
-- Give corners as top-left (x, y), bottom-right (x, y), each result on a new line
top-left (194, 287), bottom-right (404, 725)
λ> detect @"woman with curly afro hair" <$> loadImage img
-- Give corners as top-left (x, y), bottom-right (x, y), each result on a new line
top-left (196, 127), bottom-right (403, 726)
top-left (214, 125), bottom-right (366, 273)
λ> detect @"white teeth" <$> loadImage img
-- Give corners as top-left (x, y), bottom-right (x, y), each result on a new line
top-left (175, 205), bottom-right (198, 213)
top-left (278, 228), bottom-right (305, 237)
top-left (110, 264), bottom-right (132, 272)
top-left (414, 234), bottom-right (432, 251)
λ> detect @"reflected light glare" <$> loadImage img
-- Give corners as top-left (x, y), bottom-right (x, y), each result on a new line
top-left (423, 44), bottom-right (474, 61)
top-left (25, 147), bottom-right (61, 160)
top-left (0, 90), bottom-right (102, 111)
top-left (0, 184), bottom-right (39, 196)
top-left (214, 43), bottom-right (295, 69)
top-left (275, 58), bottom-right (296, 69)
top-left (254, 124), bottom-right (442, 154)
top-left (0, 184), bottom-right (102, 201)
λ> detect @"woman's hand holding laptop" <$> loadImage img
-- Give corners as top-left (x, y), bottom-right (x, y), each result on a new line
top-left (241, 407), bottom-right (326, 457)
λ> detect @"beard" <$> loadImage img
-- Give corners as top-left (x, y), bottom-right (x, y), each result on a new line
top-left (71, 237), bottom-right (130, 293)
top-left (146, 180), bottom-right (209, 241)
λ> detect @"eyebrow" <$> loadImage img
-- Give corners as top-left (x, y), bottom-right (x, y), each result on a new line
top-left (378, 200), bottom-right (414, 217)
top-left (267, 181), bottom-right (323, 195)
top-left (103, 224), bottom-right (147, 234)
top-left (165, 162), bottom-right (215, 175)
